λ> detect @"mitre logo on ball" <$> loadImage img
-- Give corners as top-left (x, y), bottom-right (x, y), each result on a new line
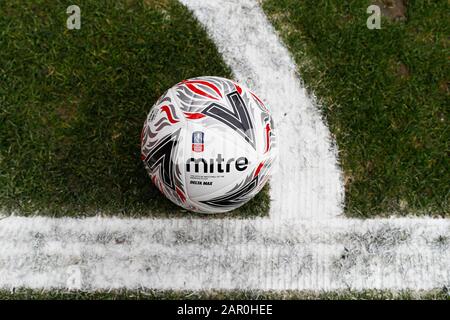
top-left (141, 76), bottom-right (277, 213)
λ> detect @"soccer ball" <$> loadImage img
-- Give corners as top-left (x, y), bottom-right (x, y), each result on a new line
top-left (141, 76), bottom-right (276, 213)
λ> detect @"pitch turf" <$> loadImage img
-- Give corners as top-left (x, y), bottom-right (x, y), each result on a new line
top-left (1, 288), bottom-right (448, 300)
top-left (0, 0), bottom-right (270, 218)
top-left (263, 0), bottom-right (449, 217)
top-left (1, 1), bottom-right (447, 219)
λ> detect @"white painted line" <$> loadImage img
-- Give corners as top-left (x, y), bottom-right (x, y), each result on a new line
top-left (0, 216), bottom-right (448, 290)
top-left (0, 0), bottom-right (448, 292)
top-left (179, 0), bottom-right (344, 219)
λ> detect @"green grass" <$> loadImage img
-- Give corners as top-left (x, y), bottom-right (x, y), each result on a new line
top-left (1, 288), bottom-right (448, 300)
top-left (263, 0), bottom-right (449, 217)
top-left (0, 0), bottom-right (270, 218)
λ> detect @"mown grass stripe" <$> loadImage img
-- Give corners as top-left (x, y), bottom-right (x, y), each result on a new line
top-left (0, 0), bottom-right (269, 218)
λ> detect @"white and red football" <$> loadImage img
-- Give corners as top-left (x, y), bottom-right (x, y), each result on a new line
top-left (141, 76), bottom-right (276, 213)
